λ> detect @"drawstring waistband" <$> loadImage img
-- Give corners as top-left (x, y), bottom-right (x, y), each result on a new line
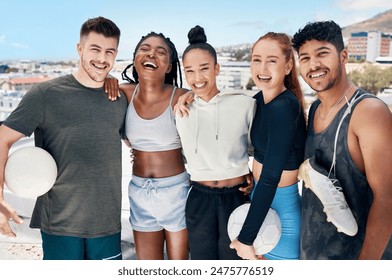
top-left (142, 179), bottom-right (158, 197)
top-left (130, 171), bottom-right (190, 198)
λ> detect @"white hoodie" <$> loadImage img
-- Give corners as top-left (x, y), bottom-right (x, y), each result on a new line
top-left (175, 90), bottom-right (256, 181)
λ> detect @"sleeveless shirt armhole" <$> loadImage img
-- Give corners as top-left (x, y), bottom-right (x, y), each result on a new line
top-left (169, 86), bottom-right (177, 121)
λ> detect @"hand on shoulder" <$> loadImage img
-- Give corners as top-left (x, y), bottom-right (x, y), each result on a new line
top-left (174, 90), bottom-right (194, 117)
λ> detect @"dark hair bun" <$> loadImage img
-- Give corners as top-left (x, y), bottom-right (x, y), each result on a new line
top-left (188, 25), bottom-right (207, 44)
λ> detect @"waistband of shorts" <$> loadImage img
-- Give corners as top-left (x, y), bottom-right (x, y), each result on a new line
top-left (131, 171), bottom-right (189, 187)
top-left (275, 182), bottom-right (299, 195)
top-left (255, 180), bottom-right (299, 195)
top-left (191, 180), bottom-right (247, 193)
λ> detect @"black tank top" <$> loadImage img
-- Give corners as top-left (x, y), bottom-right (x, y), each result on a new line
top-left (301, 88), bottom-right (392, 259)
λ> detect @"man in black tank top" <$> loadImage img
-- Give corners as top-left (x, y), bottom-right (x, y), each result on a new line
top-left (293, 20), bottom-right (392, 259)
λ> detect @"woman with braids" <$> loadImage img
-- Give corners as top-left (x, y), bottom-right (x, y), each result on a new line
top-left (175, 25), bottom-right (255, 260)
top-left (229, 32), bottom-right (307, 260)
top-left (105, 32), bottom-right (190, 260)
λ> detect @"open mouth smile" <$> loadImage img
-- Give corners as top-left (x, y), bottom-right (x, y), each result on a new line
top-left (309, 71), bottom-right (327, 79)
top-left (257, 75), bottom-right (271, 81)
top-left (142, 61), bottom-right (158, 69)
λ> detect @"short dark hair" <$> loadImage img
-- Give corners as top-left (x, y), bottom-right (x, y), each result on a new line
top-left (80, 16), bottom-right (121, 46)
top-left (292, 20), bottom-right (344, 53)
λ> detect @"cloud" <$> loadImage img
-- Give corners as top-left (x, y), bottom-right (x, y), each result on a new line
top-left (10, 43), bottom-right (28, 49)
top-left (337, 0), bottom-right (392, 10)
top-left (0, 35), bottom-right (5, 43)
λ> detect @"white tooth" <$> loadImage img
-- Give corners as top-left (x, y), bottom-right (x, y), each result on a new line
top-left (93, 63), bottom-right (105, 69)
top-left (258, 75), bottom-right (271, 80)
top-left (310, 72), bottom-right (324, 78)
top-left (194, 83), bottom-right (205, 88)
top-left (143, 62), bottom-right (157, 68)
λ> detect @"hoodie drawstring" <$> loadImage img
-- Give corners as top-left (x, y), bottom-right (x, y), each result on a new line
top-left (194, 94), bottom-right (220, 154)
top-left (195, 97), bottom-right (199, 154)
top-left (215, 95), bottom-right (219, 140)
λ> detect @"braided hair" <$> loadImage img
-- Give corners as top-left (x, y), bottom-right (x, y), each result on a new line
top-left (121, 32), bottom-right (182, 87)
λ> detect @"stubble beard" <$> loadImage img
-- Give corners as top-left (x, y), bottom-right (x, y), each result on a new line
top-left (307, 63), bottom-right (343, 93)
top-left (80, 58), bottom-right (108, 84)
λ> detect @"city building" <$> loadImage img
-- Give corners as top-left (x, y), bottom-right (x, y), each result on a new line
top-left (1, 76), bottom-right (53, 92)
top-left (0, 90), bottom-right (24, 120)
top-left (347, 31), bottom-right (392, 62)
top-left (218, 61), bottom-right (251, 89)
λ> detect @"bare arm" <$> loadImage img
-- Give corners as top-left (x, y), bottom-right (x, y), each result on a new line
top-left (0, 124), bottom-right (25, 237)
top-left (352, 99), bottom-right (392, 259)
top-left (104, 75), bottom-right (121, 101)
top-left (173, 91), bottom-right (194, 117)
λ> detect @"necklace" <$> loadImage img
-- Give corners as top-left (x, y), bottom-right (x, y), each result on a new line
top-left (318, 84), bottom-right (354, 121)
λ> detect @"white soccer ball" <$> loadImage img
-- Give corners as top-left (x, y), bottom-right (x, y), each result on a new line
top-left (227, 203), bottom-right (282, 255)
top-left (5, 146), bottom-right (57, 198)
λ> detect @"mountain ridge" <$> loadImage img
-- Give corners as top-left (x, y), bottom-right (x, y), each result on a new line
top-left (218, 9), bottom-right (392, 50)
top-left (342, 8), bottom-right (392, 37)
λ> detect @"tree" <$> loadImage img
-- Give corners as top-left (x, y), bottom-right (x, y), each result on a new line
top-left (233, 49), bottom-right (251, 61)
top-left (348, 65), bottom-right (392, 94)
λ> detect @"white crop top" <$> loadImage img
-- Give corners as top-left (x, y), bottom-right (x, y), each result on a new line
top-left (125, 85), bottom-right (182, 152)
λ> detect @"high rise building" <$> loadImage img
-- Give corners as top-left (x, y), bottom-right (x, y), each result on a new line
top-left (347, 31), bottom-right (392, 62)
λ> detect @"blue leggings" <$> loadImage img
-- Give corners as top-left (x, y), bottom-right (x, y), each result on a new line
top-left (252, 182), bottom-right (301, 260)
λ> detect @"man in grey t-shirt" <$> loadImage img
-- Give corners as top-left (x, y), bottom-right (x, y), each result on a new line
top-left (0, 17), bottom-right (127, 260)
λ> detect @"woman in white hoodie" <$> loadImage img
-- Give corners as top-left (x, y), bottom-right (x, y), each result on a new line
top-left (175, 25), bottom-right (256, 260)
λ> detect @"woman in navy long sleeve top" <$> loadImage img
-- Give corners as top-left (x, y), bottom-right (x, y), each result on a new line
top-left (230, 32), bottom-right (307, 260)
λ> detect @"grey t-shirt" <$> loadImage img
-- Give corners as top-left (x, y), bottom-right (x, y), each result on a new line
top-left (4, 74), bottom-right (127, 238)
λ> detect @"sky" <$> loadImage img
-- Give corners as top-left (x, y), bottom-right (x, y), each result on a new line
top-left (0, 0), bottom-right (391, 61)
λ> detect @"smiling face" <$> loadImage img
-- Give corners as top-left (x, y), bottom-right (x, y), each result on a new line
top-left (250, 38), bottom-right (293, 95)
top-left (134, 36), bottom-right (172, 83)
top-left (297, 39), bottom-right (346, 93)
top-left (183, 48), bottom-right (220, 101)
top-left (77, 31), bottom-right (118, 88)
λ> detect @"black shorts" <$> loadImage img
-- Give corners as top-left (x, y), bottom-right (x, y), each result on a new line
top-left (185, 181), bottom-right (248, 260)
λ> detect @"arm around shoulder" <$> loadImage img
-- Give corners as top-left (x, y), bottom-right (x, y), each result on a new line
top-left (119, 83), bottom-right (137, 103)
top-left (173, 90), bottom-right (194, 117)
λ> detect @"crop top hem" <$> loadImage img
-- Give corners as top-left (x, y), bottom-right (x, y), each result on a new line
top-left (130, 145), bottom-right (182, 152)
top-left (253, 155), bottom-right (301, 170)
top-left (188, 165), bottom-right (249, 181)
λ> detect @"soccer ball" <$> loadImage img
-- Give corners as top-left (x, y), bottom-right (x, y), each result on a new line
top-left (5, 146), bottom-right (57, 198)
top-left (227, 203), bottom-right (281, 255)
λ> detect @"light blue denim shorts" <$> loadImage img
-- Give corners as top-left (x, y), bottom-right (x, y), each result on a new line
top-left (128, 171), bottom-right (190, 232)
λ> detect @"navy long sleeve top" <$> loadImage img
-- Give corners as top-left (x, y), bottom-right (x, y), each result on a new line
top-left (237, 89), bottom-right (306, 245)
